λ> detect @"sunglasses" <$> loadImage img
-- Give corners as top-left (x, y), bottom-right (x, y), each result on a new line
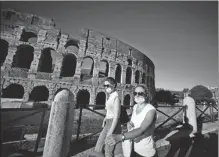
top-left (133, 92), bottom-right (146, 96)
top-left (104, 84), bottom-right (111, 88)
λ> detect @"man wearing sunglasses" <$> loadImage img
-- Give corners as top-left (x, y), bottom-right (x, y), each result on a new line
top-left (106, 84), bottom-right (158, 157)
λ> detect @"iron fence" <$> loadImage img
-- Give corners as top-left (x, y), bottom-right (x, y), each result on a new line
top-left (1, 101), bottom-right (218, 156)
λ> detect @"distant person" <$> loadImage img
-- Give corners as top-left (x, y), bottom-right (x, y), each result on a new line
top-left (165, 89), bottom-right (198, 157)
top-left (91, 77), bottom-right (124, 157)
top-left (106, 85), bottom-right (157, 157)
top-left (181, 89), bottom-right (198, 137)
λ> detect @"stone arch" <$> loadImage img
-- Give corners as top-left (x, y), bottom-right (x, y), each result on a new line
top-left (2, 83), bottom-right (24, 99)
top-left (60, 53), bottom-right (77, 77)
top-left (98, 60), bottom-right (109, 78)
top-left (38, 48), bottom-right (56, 73)
top-left (76, 89), bottom-right (90, 108)
top-left (142, 73), bottom-right (146, 84)
top-left (95, 92), bottom-right (106, 110)
top-left (115, 64), bottom-right (122, 83)
top-left (65, 39), bottom-right (79, 49)
top-left (126, 67), bottom-right (132, 84)
top-left (20, 30), bottom-right (37, 43)
top-left (135, 70), bottom-right (140, 84)
top-left (29, 86), bottom-right (49, 101)
top-left (127, 58), bottom-right (132, 66)
top-left (0, 39), bottom-right (9, 66)
top-left (12, 44), bottom-right (34, 69)
top-left (123, 94), bottom-right (131, 108)
top-left (80, 56), bottom-right (94, 81)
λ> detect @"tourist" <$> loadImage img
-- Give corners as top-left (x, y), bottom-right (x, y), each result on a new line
top-left (91, 77), bottom-right (124, 157)
top-left (165, 89), bottom-right (198, 157)
top-left (177, 89), bottom-right (197, 137)
top-left (106, 84), bottom-right (157, 157)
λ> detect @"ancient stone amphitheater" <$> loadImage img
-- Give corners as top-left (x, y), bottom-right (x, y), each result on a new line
top-left (1, 8), bottom-right (155, 109)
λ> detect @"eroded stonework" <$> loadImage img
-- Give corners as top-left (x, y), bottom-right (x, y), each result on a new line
top-left (0, 8), bottom-right (155, 108)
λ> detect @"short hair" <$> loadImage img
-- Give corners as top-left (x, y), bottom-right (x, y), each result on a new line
top-left (105, 77), bottom-right (117, 88)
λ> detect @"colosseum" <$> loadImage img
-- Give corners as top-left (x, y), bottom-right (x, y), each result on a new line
top-left (1, 8), bottom-right (155, 109)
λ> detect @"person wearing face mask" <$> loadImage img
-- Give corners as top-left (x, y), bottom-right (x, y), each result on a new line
top-left (90, 77), bottom-right (124, 157)
top-left (106, 84), bottom-right (157, 157)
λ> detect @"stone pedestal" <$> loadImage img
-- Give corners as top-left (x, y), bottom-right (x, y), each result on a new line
top-left (43, 89), bottom-right (75, 157)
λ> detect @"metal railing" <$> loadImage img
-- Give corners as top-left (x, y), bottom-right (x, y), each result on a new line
top-left (1, 101), bottom-right (218, 156)
top-left (1, 107), bottom-right (50, 157)
top-left (155, 105), bottom-right (186, 131)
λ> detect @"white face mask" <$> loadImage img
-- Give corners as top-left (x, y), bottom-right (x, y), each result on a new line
top-left (106, 88), bottom-right (112, 93)
top-left (135, 97), bottom-right (145, 104)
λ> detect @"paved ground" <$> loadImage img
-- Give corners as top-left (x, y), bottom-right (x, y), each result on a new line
top-left (4, 121), bottom-right (218, 157)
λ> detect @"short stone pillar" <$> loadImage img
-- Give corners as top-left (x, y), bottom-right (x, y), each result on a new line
top-left (43, 89), bottom-right (75, 157)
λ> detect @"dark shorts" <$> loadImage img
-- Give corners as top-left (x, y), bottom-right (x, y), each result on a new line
top-left (94, 119), bottom-right (124, 157)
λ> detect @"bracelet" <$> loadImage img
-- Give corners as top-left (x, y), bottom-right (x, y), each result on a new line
top-left (121, 133), bottom-right (126, 141)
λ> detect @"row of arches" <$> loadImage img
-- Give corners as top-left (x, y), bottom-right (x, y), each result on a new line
top-left (1, 84), bottom-right (131, 109)
top-left (14, 27), bottom-right (80, 50)
top-left (0, 39), bottom-right (151, 84)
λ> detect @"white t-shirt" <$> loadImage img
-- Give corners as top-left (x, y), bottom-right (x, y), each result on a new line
top-left (131, 103), bottom-right (156, 157)
top-left (105, 91), bottom-right (119, 119)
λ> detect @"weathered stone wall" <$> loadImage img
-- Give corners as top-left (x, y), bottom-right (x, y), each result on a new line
top-left (1, 8), bottom-right (155, 108)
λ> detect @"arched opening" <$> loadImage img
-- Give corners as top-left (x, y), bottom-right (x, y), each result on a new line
top-left (60, 54), bottom-right (77, 77)
top-left (98, 60), bottom-right (109, 78)
top-left (80, 57), bottom-right (94, 81)
top-left (127, 59), bottom-right (132, 66)
top-left (12, 45), bottom-right (34, 69)
top-left (65, 39), bottom-right (79, 49)
top-left (2, 84), bottom-right (24, 99)
top-left (115, 64), bottom-right (122, 83)
top-left (142, 73), bottom-right (146, 84)
top-left (95, 92), bottom-right (106, 110)
top-left (76, 90), bottom-right (90, 108)
top-left (123, 94), bottom-right (131, 108)
top-left (0, 39), bottom-right (9, 66)
top-left (3, 11), bottom-right (15, 20)
top-left (126, 67), bottom-right (132, 84)
top-left (20, 30), bottom-right (37, 43)
top-left (135, 70), bottom-right (140, 84)
top-left (29, 86), bottom-right (49, 101)
top-left (38, 48), bottom-right (56, 73)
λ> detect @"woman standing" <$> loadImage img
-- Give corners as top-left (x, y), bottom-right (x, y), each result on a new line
top-left (106, 84), bottom-right (157, 157)
top-left (92, 77), bottom-right (124, 157)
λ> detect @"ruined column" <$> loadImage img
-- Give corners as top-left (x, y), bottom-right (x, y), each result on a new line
top-left (122, 66), bottom-right (127, 85)
top-left (1, 46), bottom-right (17, 71)
top-left (139, 71), bottom-right (142, 84)
top-left (52, 56), bottom-right (63, 79)
top-left (28, 51), bottom-right (41, 78)
top-left (43, 89), bottom-right (75, 157)
top-left (108, 61), bottom-right (116, 78)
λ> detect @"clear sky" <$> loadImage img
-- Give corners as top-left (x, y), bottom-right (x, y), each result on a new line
top-left (2, 1), bottom-right (218, 91)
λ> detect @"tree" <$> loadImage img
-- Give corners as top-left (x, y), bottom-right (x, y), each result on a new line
top-left (190, 85), bottom-right (213, 101)
top-left (154, 90), bottom-right (176, 105)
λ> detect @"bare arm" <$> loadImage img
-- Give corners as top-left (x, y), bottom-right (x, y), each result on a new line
top-left (107, 97), bottom-right (120, 136)
top-left (123, 109), bottom-right (156, 140)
